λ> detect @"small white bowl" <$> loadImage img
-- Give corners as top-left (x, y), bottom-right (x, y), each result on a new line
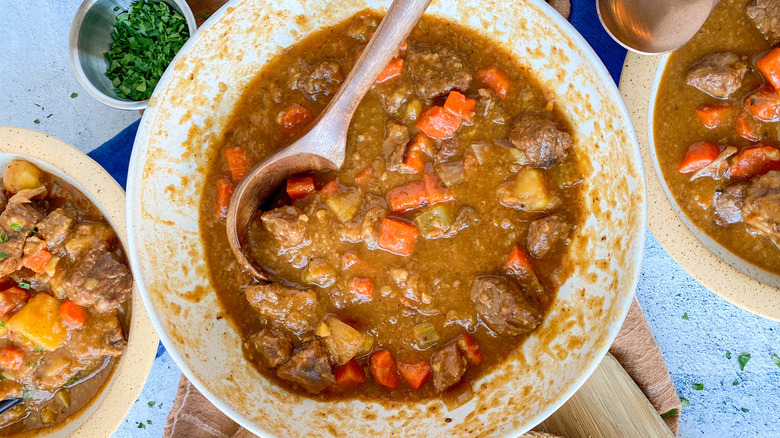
top-left (68, 0), bottom-right (197, 110)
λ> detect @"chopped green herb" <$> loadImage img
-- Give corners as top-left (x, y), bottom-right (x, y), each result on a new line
top-left (18, 282), bottom-right (30, 290)
top-left (733, 379), bottom-right (739, 386)
top-left (71, 92), bottom-right (79, 98)
top-left (692, 383), bottom-right (704, 390)
top-left (33, 119), bottom-right (40, 124)
top-left (46, 114), bottom-right (53, 118)
top-left (201, 13), bottom-right (211, 19)
top-left (682, 312), bottom-right (689, 320)
top-left (63, 376), bottom-right (79, 387)
top-left (113, 6), bottom-right (120, 12)
top-left (0, 322), bottom-right (5, 328)
top-left (147, 401), bottom-right (156, 408)
top-left (738, 353), bottom-right (751, 371)
top-left (681, 397), bottom-right (690, 407)
top-left (22, 389), bottom-right (29, 400)
top-left (104, 0), bottom-right (190, 101)
top-left (147, 419), bottom-right (152, 424)
top-left (9, 223), bottom-right (20, 232)
top-left (726, 351), bottom-right (732, 360)
top-left (137, 422), bottom-right (146, 429)
top-left (741, 408), bottom-right (749, 413)
top-left (0, 252), bottom-right (7, 260)
top-left (771, 353), bottom-right (780, 368)
top-left (660, 408), bottom-right (678, 419)
top-left (34, 346), bottom-right (44, 352)
top-left (0, 230), bottom-right (9, 243)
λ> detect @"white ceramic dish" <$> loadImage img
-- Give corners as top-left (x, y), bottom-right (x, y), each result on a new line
top-left (127, 0), bottom-right (646, 435)
top-left (620, 52), bottom-right (780, 321)
top-left (0, 127), bottom-right (159, 437)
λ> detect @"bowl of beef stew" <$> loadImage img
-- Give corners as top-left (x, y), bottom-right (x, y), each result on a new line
top-left (625, 0), bottom-right (780, 320)
top-left (0, 127), bottom-right (158, 436)
top-left (127, 0), bottom-right (646, 435)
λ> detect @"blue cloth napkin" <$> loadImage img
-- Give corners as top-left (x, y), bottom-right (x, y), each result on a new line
top-left (85, 0), bottom-right (627, 359)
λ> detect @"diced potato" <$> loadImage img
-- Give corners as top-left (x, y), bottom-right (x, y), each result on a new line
top-left (55, 388), bottom-right (71, 409)
top-left (509, 147), bottom-right (530, 165)
top-left (499, 168), bottom-right (551, 211)
top-left (303, 259), bottom-right (336, 287)
top-left (414, 205), bottom-right (453, 239)
top-left (322, 316), bottom-right (364, 365)
top-left (43, 255), bottom-right (61, 279)
top-left (405, 99), bottom-right (423, 121)
top-left (40, 406), bottom-right (57, 424)
top-left (357, 333), bottom-right (374, 356)
top-left (325, 188), bottom-right (361, 222)
top-left (315, 322), bottom-right (331, 338)
top-left (7, 293), bottom-right (66, 351)
top-left (3, 160), bottom-right (43, 194)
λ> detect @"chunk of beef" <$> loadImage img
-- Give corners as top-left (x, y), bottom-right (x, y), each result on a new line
top-left (476, 88), bottom-right (507, 125)
top-left (747, 0), bottom-right (780, 45)
top-left (713, 182), bottom-right (749, 226)
top-left (61, 246), bottom-right (132, 313)
top-left (685, 52), bottom-right (748, 99)
top-left (742, 171), bottom-right (780, 247)
top-left (63, 223), bottom-right (115, 259)
top-left (406, 46), bottom-right (472, 99)
top-left (435, 161), bottom-right (465, 187)
top-left (293, 60), bottom-right (344, 99)
top-left (527, 214), bottom-right (572, 258)
top-left (245, 283), bottom-right (323, 335)
top-left (247, 327), bottom-right (293, 368)
top-left (470, 276), bottom-right (542, 336)
top-left (0, 182), bottom-right (6, 212)
top-left (361, 206), bottom-right (386, 250)
top-left (0, 202), bottom-right (42, 232)
top-left (68, 311), bottom-right (127, 359)
top-left (276, 339), bottom-right (335, 394)
top-left (431, 342), bottom-right (467, 393)
top-left (383, 122), bottom-right (412, 171)
top-left (435, 138), bottom-right (461, 164)
top-left (0, 233), bottom-right (24, 276)
top-left (36, 208), bottom-right (75, 247)
top-left (509, 113), bottom-right (572, 168)
top-left (374, 79), bottom-right (415, 115)
top-left (260, 206), bottom-right (308, 249)
top-left (442, 206), bottom-right (477, 238)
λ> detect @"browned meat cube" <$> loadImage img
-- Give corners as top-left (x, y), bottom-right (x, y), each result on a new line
top-left (276, 339), bottom-right (335, 394)
top-left (442, 206), bottom-right (477, 238)
top-left (260, 206), bottom-right (308, 249)
top-left (685, 52), bottom-right (748, 99)
top-left (470, 276), bottom-right (542, 336)
top-left (63, 223), bottom-right (115, 259)
top-left (247, 327), bottom-right (292, 368)
top-left (475, 88), bottom-right (507, 125)
top-left (406, 46), bottom-right (472, 99)
top-left (61, 246), bottom-right (133, 313)
top-left (374, 78), bottom-right (415, 115)
top-left (742, 171), bottom-right (780, 247)
top-left (36, 208), bottom-right (75, 247)
top-left (383, 122), bottom-right (411, 171)
top-left (0, 233), bottom-right (25, 276)
top-left (361, 206), bottom-right (387, 250)
top-left (435, 138), bottom-right (461, 164)
top-left (509, 113), bottom-right (572, 168)
top-left (431, 342), bottom-right (467, 393)
top-left (713, 182), bottom-right (749, 226)
top-left (435, 161), bottom-right (465, 187)
top-left (0, 202), bottom-right (42, 233)
top-left (527, 214), bottom-right (572, 258)
top-left (293, 60), bottom-right (344, 99)
top-left (67, 311), bottom-right (127, 359)
top-left (747, 0), bottom-right (780, 45)
top-left (244, 283), bottom-right (323, 335)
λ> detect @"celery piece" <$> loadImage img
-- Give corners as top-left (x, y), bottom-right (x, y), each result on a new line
top-left (325, 188), bottom-right (361, 222)
top-left (413, 322), bottom-right (439, 349)
top-left (414, 205), bottom-right (453, 239)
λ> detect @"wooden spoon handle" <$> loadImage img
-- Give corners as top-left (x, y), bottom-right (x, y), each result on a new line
top-left (304, 0), bottom-right (432, 166)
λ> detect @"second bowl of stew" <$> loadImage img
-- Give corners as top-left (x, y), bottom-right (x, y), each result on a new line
top-left (128, 0), bottom-right (646, 435)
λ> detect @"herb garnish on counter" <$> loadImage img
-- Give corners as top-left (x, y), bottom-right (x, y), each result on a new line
top-left (104, 0), bottom-right (190, 101)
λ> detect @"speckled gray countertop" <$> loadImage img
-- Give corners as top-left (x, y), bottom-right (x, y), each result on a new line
top-left (3, 1), bottom-right (779, 437)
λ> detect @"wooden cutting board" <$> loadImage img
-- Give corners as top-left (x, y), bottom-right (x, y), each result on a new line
top-left (183, 2), bottom-right (673, 436)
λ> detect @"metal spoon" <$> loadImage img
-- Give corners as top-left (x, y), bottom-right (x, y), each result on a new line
top-left (0, 398), bottom-right (22, 416)
top-left (226, 0), bottom-right (432, 280)
top-left (597, 0), bottom-right (719, 54)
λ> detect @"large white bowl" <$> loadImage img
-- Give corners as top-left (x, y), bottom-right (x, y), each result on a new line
top-left (0, 127), bottom-right (158, 437)
top-left (127, 0), bottom-right (646, 436)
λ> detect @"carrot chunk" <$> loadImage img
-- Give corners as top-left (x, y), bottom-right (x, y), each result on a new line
top-left (387, 180), bottom-right (428, 212)
top-left (214, 177), bottom-right (235, 219)
top-left (0, 346), bottom-right (24, 371)
top-left (695, 105), bottom-right (732, 129)
top-left (0, 287), bottom-right (29, 317)
top-left (369, 350), bottom-right (398, 389)
top-left (377, 218), bottom-right (418, 256)
top-left (355, 167), bottom-right (373, 184)
top-left (745, 86), bottom-right (780, 122)
top-left (335, 359), bottom-right (366, 386)
top-left (320, 179), bottom-right (340, 197)
top-left (678, 141), bottom-right (720, 173)
top-left (401, 150), bottom-right (426, 174)
top-left (23, 249), bottom-right (52, 274)
top-left (224, 147), bottom-right (249, 181)
top-left (456, 333), bottom-right (483, 366)
top-left (10, 332), bottom-right (35, 350)
top-left (416, 106), bottom-right (461, 139)
top-left (398, 361), bottom-right (431, 389)
top-left (736, 110), bottom-right (763, 142)
top-left (60, 300), bottom-right (87, 328)
top-left (348, 277), bottom-right (373, 301)
top-left (281, 104), bottom-right (313, 135)
top-left (376, 58), bottom-right (404, 83)
top-left (409, 133), bottom-right (436, 157)
top-left (423, 173), bottom-right (454, 205)
top-left (505, 245), bottom-right (534, 276)
top-left (286, 175), bottom-right (316, 200)
top-left (729, 145), bottom-right (780, 179)
top-left (443, 91), bottom-right (476, 124)
top-left (757, 48), bottom-right (780, 90)
top-left (477, 66), bottom-right (510, 99)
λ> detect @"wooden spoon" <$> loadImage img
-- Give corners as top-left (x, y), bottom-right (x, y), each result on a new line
top-left (226, 0), bottom-right (433, 280)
